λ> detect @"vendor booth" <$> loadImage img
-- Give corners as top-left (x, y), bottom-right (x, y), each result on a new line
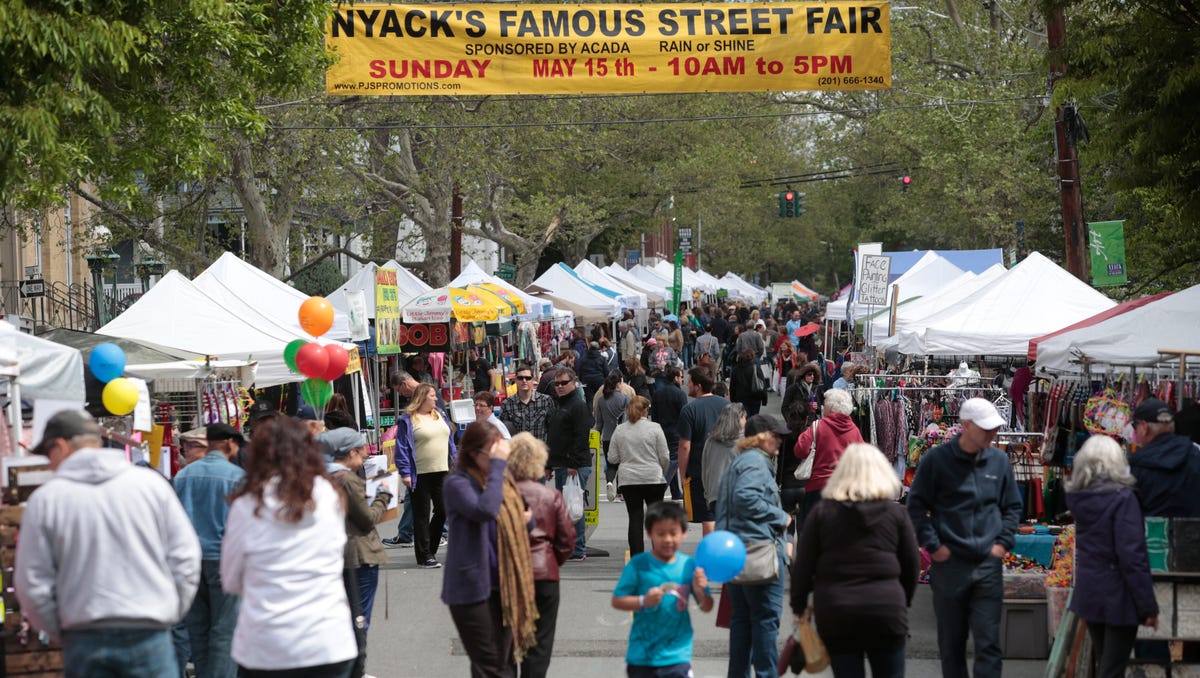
top-left (599, 264), bottom-right (668, 308)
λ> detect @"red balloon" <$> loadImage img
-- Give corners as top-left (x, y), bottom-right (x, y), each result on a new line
top-left (321, 344), bottom-right (350, 381)
top-left (294, 342), bottom-right (329, 379)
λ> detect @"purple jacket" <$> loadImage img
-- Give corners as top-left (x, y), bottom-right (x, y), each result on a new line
top-left (393, 409), bottom-right (458, 490)
top-left (1067, 485), bottom-right (1158, 626)
top-left (441, 459), bottom-right (507, 606)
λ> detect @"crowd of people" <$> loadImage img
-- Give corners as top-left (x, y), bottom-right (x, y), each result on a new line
top-left (12, 294), bottom-right (1200, 678)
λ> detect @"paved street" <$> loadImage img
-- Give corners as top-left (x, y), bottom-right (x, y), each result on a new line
top-left (365, 393), bottom-right (1049, 677)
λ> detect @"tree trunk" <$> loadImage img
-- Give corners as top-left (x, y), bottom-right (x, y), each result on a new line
top-left (231, 138), bottom-right (288, 277)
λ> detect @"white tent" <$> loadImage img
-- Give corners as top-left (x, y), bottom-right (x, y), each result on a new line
top-left (194, 252), bottom-right (352, 341)
top-left (651, 260), bottom-right (718, 294)
top-left (98, 271), bottom-right (292, 387)
top-left (825, 252), bottom-right (965, 323)
top-left (867, 265), bottom-right (1007, 345)
top-left (328, 260), bottom-right (431, 321)
top-left (628, 264), bottom-right (692, 301)
top-left (1036, 283), bottom-right (1200, 372)
top-left (449, 260), bottom-right (554, 319)
top-left (529, 264), bottom-right (622, 317)
top-left (573, 260), bottom-right (648, 309)
top-left (903, 252), bottom-right (1117, 356)
top-left (601, 265), bottom-right (667, 307)
top-left (719, 273), bottom-right (769, 304)
top-left (0, 321), bottom-right (85, 402)
top-left (694, 268), bottom-right (727, 294)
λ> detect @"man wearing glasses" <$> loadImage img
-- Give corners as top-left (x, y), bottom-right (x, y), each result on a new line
top-left (499, 364), bottom-right (554, 443)
top-left (546, 367), bottom-right (595, 561)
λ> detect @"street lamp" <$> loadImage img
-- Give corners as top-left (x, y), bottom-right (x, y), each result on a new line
top-left (83, 248), bottom-right (121, 327)
top-left (135, 255), bottom-right (166, 292)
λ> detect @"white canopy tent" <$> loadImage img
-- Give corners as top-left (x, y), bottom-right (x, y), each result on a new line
top-left (901, 252), bottom-right (1117, 356)
top-left (529, 263), bottom-right (623, 317)
top-left (328, 259), bottom-right (431, 322)
top-left (573, 260), bottom-right (648, 309)
top-left (868, 265), bottom-right (1007, 346)
top-left (194, 252), bottom-right (352, 341)
top-left (651, 260), bottom-right (719, 294)
top-left (449, 260), bottom-right (554, 319)
top-left (98, 271), bottom-right (294, 387)
top-left (719, 273), bottom-right (769, 304)
top-left (825, 252), bottom-right (965, 323)
top-left (628, 264), bottom-right (692, 301)
top-left (1, 321), bottom-right (85, 402)
top-left (600, 265), bottom-right (667, 307)
top-left (693, 268), bottom-right (727, 294)
top-left (1036, 283), bottom-right (1200, 372)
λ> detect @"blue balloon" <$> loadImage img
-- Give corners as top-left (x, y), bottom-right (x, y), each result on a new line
top-left (694, 530), bottom-right (747, 583)
top-left (89, 342), bottom-right (127, 383)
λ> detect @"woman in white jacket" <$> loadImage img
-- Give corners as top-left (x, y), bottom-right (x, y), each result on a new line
top-left (606, 396), bottom-right (669, 555)
top-left (222, 415), bottom-right (357, 677)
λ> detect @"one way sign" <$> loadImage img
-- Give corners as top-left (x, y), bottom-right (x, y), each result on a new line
top-left (19, 279), bottom-right (45, 298)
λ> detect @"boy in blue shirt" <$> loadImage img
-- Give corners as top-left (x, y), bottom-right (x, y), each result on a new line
top-left (612, 501), bottom-right (714, 678)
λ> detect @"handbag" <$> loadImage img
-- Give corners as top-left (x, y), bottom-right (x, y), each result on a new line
top-left (797, 606), bottom-right (830, 673)
top-left (723, 454), bottom-right (781, 586)
top-left (793, 420), bottom-right (818, 481)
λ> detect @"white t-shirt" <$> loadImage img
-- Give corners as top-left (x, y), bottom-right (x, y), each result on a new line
top-left (221, 476), bottom-right (357, 670)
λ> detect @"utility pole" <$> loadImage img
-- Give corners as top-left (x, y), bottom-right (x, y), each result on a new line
top-left (1048, 9), bottom-right (1088, 281)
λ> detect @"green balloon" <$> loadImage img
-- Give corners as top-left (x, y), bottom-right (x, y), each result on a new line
top-left (301, 377), bottom-right (333, 408)
top-left (283, 339), bottom-right (307, 373)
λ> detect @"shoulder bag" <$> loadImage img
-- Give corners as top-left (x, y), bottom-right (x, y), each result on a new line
top-left (723, 453), bottom-right (781, 586)
top-left (794, 420), bottom-right (819, 481)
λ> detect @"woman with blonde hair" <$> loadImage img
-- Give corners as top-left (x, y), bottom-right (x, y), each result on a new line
top-left (790, 443), bottom-right (919, 678)
top-left (1066, 435), bottom-right (1158, 678)
top-left (606, 396), bottom-right (669, 554)
top-left (508, 433), bottom-right (576, 678)
top-left (395, 383), bottom-right (458, 569)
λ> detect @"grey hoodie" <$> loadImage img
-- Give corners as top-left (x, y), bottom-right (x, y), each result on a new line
top-left (15, 448), bottom-right (201, 640)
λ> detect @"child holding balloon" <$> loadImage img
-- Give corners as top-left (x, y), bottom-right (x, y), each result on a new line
top-left (612, 501), bottom-right (713, 678)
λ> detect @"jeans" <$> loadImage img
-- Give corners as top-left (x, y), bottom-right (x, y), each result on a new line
top-left (726, 565), bottom-right (785, 678)
top-left (186, 558), bottom-right (240, 678)
top-left (1087, 622), bottom-right (1138, 678)
top-left (413, 470), bottom-right (448, 564)
top-left (828, 638), bottom-right (906, 678)
top-left (356, 564), bottom-right (380, 631)
top-left (555, 465), bottom-right (592, 557)
top-left (63, 628), bottom-right (177, 678)
top-left (929, 554), bottom-right (1004, 678)
top-left (621, 483), bottom-right (668, 554)
top-left (395, 492), bottom-right (414, 541)
top-left (171, 622), bottom-right (190, 678)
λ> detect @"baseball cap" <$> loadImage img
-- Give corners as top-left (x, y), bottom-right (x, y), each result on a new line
top-left (647, 337), bottom-right (657, 346)
top-left (317, 427), bottom-right (368, 459)
top-left (1133, 398), bottom-right (1173, 424)
top-left (959, 398), bottom-right (1006, 430)
top-left (294, 404), bottom-right (318, 421)
top-left (31, 410), bottom-right (102, 456)
top-left (246, 401), bottom-right (276, 422)
top-left (744, 414), bottom-right (790, 437)
top-left (206, 422), bottom-right (245, 443)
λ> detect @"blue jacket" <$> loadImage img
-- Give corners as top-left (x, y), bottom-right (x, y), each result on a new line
top-left (173, 451), bottom-right (245, 560)
top-left (714, 449), bottom-right (790, 562)
top-left (441, 459), bottom-right (507, 606)
top-left (1129, 433), bottom-right (1200, 518)
top-left (393, 409), bottom-right (458, 490)
top-left (906, 436), bottom-right (1022, 561)
top-left (1067, 485), bottom-right (1158, 626)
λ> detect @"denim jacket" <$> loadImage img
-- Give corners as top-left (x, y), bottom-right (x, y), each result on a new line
top-left (174, 451), bottom-right (246, 560)
top-left (393, 409), bottom-right (458, 490)
top-left (714, 448), bottom-right (790, 557)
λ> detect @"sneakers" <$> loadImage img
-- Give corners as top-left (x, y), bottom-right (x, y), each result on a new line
top-left (382, 537), bottom-right (413, 548)
top-left (439, 536), bottom-right (448, 547)
top-left (568, 553), bottom-right (587, 562)
top-left (605, 481), bottom-right (616, 503)
top-left (419, 558), bottom-right (442, 569)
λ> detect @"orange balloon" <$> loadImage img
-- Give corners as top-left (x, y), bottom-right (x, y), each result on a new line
top-left (299, 296), bottom-right (334, 337)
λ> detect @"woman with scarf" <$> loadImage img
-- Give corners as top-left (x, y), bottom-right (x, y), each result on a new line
top-left (442, 421), bottom-right (539, 678)
top-left (395, 383), bottom-right (458, 569)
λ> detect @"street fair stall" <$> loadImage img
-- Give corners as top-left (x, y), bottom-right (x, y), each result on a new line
top-left (627, 264), bottom-right (692, 303)
top-left (881, 247), bottom-right (1004, 280)
top-left (650, 259), bottom-right (719, 301)
top-left (573, 259), bottom-right (649, 310)
top-left (451, 260), bottom-right (554, 320)
top-left (868, 265), bottom-right (1007, 349)
top-left (600, 264), bottom-right (668, 308)
top-left (825, 252), bottom-right (965, 326)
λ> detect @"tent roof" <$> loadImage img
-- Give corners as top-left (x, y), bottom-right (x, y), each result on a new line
top-left (97, 270), bottom-right (298, 387)
top-left (719, 273), bottom-right (769, 303)
top-left (2, 321), bottom-right (85, 402)
top-left (883, 248), bottom-right (1005, 279)
top-left (328, 260), bottom-right (431, 321)
top-left (194, 252), bottom-right (352, 340)
top-left (449, 260), bottom-right (553, 318)
top-left (651, 260), bottom-right (718, 293)
top-left (907, 252), bottom-right (1117, 356)
top-left (530, 264), bottom-right (622, 316)
top-left (40, 328), bottom-right (199, 364)
top-left (693, 269), bottom-right (727, 291)
top-left (628, 265), bottom-right (691, 299)
top-left (525, 287), bottom-right (610, 326)
top-left (573, 260), bottom-right (648, 309)
top-left (826, 253), bottom-right (965, 322)
top-left (1034, 286), bottom-right (1199, 371)
top-left (600, 265), bottom-right (667, 306)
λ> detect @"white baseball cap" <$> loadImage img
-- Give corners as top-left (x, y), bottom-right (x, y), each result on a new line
top-left (959, 398), bottom-right (1005, 430)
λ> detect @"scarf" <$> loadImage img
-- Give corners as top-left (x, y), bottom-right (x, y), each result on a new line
top-left (497, 475), bottom-right (539, 663)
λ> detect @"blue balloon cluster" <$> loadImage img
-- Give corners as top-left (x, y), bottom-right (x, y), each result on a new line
top-left (694, 530), bottom-right (747, 584)
top-left (89, 342), bottom-right (127, 383)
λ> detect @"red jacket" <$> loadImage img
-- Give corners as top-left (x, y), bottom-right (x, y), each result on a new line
top-left (515, 478), bottom-right (576, 581)
top-left (794, 413), bottom-right (864, 493)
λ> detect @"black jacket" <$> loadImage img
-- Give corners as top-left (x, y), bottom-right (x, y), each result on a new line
top-left (1130, 433), bottom-right (1200, 518)
top-left (650, 380), bottom-right (688, 454)
top-left (577, 349), bottom-right (607, 392)
top-left (546, 391), bottom-right (594, 469)
top-left (729, 358), bottom-right (766, 406)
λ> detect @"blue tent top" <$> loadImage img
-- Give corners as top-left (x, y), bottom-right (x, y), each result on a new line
top-left (557, 263), bottom-right (622, 298)
top-left (882, 249), bottom-right (1004, 281)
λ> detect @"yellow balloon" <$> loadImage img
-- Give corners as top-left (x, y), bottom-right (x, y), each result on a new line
top-left (102, 377), bottom-right (139, 415)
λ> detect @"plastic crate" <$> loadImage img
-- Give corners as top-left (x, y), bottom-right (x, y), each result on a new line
top-left (449, 399), bottom-right (477, 424)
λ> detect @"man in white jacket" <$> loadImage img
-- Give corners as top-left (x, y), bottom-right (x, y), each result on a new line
top-left (15, 410), bottom-right (201, 676)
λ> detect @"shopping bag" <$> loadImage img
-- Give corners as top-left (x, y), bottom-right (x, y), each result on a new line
top-left (563, 474), bottom-right (584, 522)
top-left (715, 584), bottom-right (731, 628)
top-left (797, 606), bottom-right (830, 673)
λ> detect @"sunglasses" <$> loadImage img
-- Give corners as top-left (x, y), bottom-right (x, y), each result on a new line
top-left (555, 380), bottom-right (574, 386)
top-left (515, 375), bottom-right (534, 381)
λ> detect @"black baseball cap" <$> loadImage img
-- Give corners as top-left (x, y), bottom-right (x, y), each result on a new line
top-left (1133, 398), bottom-right (1173, 424)
top-left (744, 414), bottom-right (790, 437)
top-left (246, 401), bottom-right (276, 422)
top-left (32, 410), bottom-right (102, 456)
top-left (206, 423), bottom-right (245, 443)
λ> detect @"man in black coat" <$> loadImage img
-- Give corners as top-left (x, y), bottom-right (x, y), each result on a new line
top-left (576, 341), bottom-right (608, 405)
top-left (546, 367), bottom-right (595, 561)
top-left (651, 365), bottom-right (688, 500)
top-left (1129, 398), bottom-right (1200, 518)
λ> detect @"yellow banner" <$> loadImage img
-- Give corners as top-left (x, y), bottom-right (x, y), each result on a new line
top-left (325, 2), bottom-right (890, 96)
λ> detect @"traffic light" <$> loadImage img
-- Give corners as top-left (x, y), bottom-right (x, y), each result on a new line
top-left (778, 190), bottom-right (806, 217)
top-left (900, 175), bottom-right (911, 191)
